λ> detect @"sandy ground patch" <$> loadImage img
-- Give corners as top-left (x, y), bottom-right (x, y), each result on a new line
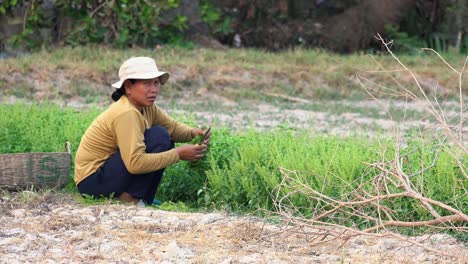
top-left (0, 193), bottom-right (466, 264)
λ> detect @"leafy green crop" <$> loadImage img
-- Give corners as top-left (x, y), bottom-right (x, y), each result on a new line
top-left (0, 103), bottom-right (100, 154)
top-left (1, 103), bottom-right (465, 227)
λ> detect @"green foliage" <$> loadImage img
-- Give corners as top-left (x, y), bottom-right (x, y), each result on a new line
top-left (2, 0), bottom-right (54, 49)
top-left (0, 0), bottom-right (18, 15)
top-left (1, 103), bottom-right (465, 228)
top-left (56, 0), bottom-right (184, 48)
top-left (203, 130), bottom-right (381, 211)
top-left (1, 1), bottom-right (465, 53)
top-left (1, 0), bottom-right (189, 49)
top-left (78, 193), bottom-right (118, 206)
top-left (275, 136), bottom-right (467, 230)
top-left (160, 125), bottom-right (465, 226)
top-left (392, 3), bottom-right (467, 53)
top-left (0, 103), bottom-right (99, 154)
top-left (200, 0), bottom-right (233, 35)
top-left (158, 128), bottom-right (240, 205)
top-left (156, 201), bottom-right (191, 212)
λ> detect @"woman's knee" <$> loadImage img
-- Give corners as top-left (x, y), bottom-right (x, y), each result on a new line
top-left (146, 125), bottom-right (170, 139)
top-left (144, 125), bottom-right (174, 152)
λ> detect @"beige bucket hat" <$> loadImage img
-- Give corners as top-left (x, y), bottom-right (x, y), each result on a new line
top-left (111, 57), bottom-right (170, 89)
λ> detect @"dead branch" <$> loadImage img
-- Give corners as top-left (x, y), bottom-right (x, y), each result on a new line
top-left (268, 35), bottom-right (467, 260)
top-left (271, 167), bottom-right (467, 259)
top-left (376, 34), bottom-right (467, 154)
top-left (363, 215), bottom-right (466, 232)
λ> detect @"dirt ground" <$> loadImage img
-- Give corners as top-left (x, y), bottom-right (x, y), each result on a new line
top-left (1, 72), bottom-right (467, 263)
top-left (0, 193), bottom-right (466, 264)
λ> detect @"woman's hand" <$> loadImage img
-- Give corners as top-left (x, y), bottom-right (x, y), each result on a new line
top-left (191, 127), bottom-right (212, 145)
top-left (176, 144), bottom-right (207, 161)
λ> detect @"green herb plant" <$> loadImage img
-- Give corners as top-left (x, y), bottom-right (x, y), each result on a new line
top-left (1, 103), bottom-right (465, 227)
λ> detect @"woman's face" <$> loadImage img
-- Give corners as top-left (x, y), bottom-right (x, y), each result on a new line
top-left (124, 78), bottom-right (160, 110)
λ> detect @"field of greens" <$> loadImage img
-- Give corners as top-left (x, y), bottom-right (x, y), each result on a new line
top-left (0, 46), bottom-right (466, 243)
top-left (0, 102), bottom-right (465, 229)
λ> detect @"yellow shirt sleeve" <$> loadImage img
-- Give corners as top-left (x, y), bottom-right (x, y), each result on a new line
top-left (151, 106), bottom-right (194, 142)
top-left (113, 110), bottom-right (180, 174)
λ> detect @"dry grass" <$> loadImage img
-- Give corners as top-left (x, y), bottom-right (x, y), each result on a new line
top-left (1, 193), bottom-right (466, 263)
top-left (1, 46), bottom-right (466, 102)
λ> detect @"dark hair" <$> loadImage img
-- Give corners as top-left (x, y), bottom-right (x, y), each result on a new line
top-left (111, 79), bottom-right (137, 101)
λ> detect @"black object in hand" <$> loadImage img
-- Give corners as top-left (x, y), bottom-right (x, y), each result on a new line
top-left (197, 127), bottom-right (211, 145)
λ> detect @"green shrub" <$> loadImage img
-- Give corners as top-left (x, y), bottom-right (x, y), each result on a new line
top-left (57, 0), bottom-right (182, 48)
top-left (1, 0), bottom-right (188, 49)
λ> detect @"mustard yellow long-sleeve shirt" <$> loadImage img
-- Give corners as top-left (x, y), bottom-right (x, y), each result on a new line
top-left (74, 96), bottom-right (194, 184)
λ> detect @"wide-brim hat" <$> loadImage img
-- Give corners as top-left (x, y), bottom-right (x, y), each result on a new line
top-left (111, 57), bottom-right (170, 89)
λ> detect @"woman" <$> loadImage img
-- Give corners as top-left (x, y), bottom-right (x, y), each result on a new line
top-left (74, 57), bottom-right (210, 206)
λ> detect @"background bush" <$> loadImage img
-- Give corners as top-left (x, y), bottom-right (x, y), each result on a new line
top-left (0, 0), bottom-right (465, 53)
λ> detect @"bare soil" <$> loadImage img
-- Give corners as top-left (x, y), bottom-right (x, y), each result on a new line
top-left (0, 193), bottom-right (466, 264)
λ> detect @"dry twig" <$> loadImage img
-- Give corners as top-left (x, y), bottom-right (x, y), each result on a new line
top-left (270, 37), bottom-right (467, 260)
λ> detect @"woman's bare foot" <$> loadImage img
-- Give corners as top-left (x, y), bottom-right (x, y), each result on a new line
top-left (118, 192), bottom-right (139, 205)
